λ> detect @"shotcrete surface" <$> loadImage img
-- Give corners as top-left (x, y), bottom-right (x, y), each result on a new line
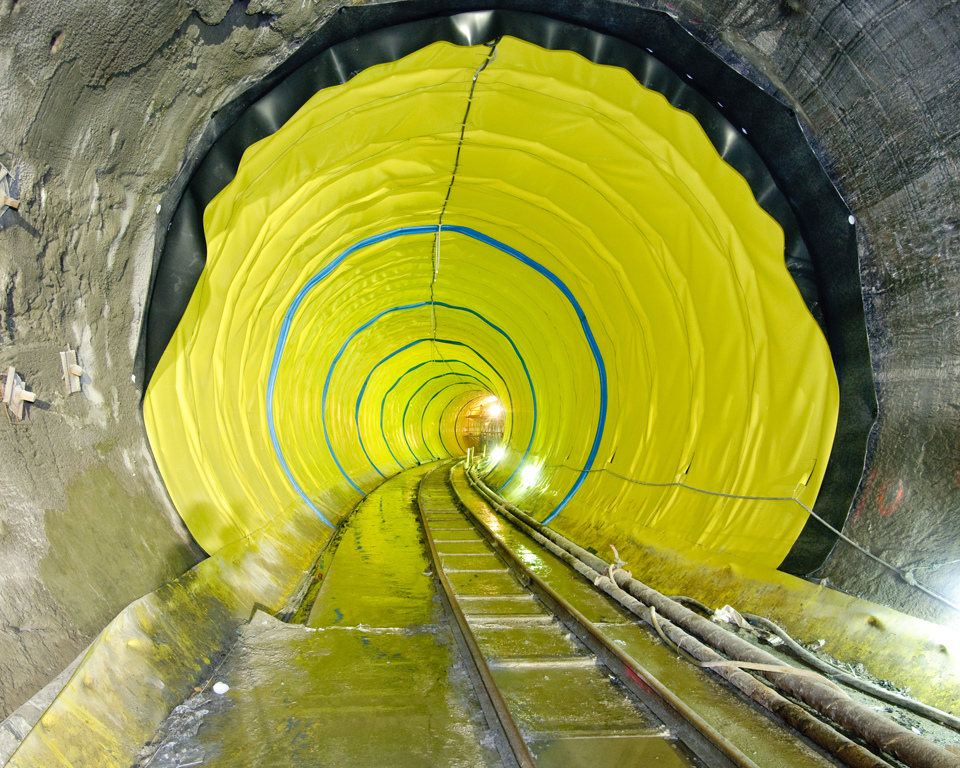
top-left (0, 0), bottom-right (346, 717)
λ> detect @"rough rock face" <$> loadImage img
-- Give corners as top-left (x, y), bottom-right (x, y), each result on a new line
top-left (0, 0), bottom-right (957, 720)
top-left (0, 0), bottom-right (343, 718)
top-left (694, 0), bottom-right (960, 621)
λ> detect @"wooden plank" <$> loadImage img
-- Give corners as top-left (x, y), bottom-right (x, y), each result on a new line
top-left (4, 366), bottom-right (35, 421)
top-left (3, 367), bottom-right (14, 405)
top-left (60, 350), bottom-right (82, 394)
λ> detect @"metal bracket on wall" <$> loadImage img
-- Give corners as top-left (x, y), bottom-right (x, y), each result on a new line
top-left (3, 366), bottom-right (35, 423)
top-left (60, 350), bottom-right (83, 395)
top-left (0, 164), bottom-right (18, 213)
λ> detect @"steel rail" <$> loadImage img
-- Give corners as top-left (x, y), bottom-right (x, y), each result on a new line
top-left (465, 465), bottom-right (960, 768)
top-left (468, 484), bottom-right (888, 768)
top-left (416, 468), bottom-right (537, 768)
top-left (444, 467), bottom-right (757, 768)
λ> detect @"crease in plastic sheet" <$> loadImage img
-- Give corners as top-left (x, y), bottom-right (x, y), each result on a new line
top-left (144, 37), bottom-right (838, 569)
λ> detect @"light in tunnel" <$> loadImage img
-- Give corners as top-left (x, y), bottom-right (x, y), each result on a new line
top-left (520, 463), bottom-right (540, 488)
top-left (489, 446), bottom-right (506, 465)
top-left (487, 401), bottom-right (503, 418)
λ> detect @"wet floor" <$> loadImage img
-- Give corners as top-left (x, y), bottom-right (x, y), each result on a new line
top-left (139, 464), bottom-right (501, 768)
top-left (418, 466), bottom-right (700, 768)
top-left (447, 466), bottom-right (838, 768)
top-left (137, 463), bottom-right (840, 768)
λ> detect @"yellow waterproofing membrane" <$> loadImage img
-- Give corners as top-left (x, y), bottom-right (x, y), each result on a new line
top-left (144, 36), bottom-right (838, 569)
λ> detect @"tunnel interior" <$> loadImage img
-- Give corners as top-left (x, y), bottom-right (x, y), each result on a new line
top-left (1, 1), bottom-right (960, 765)
top-left (143, 9), bottom-right (856, 572)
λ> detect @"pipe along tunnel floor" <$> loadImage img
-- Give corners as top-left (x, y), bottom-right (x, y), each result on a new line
top-left (137, 464), bottom-right (839, 768)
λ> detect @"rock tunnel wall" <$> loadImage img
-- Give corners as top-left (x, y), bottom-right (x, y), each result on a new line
top-left (0, 0), bottom-right (957, 722)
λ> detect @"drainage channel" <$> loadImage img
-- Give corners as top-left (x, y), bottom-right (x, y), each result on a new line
top-left (416, 464), bottom-right (751, 768)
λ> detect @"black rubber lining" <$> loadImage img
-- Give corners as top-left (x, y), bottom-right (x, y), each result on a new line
top-left (138, 2), bottom-right (877, 576)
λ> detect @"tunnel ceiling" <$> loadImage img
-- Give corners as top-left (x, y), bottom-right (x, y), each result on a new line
top-left (141, 8), bottom-right (872, 573)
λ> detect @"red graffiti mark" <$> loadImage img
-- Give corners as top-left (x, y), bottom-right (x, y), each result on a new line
top-left (878, 480), bottom-right (904, 517)
top-left (624, 664), bottom-right (653, 695)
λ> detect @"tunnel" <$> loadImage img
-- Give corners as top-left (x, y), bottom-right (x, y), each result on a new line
top-left (0, 1), bottom-right (958, 767)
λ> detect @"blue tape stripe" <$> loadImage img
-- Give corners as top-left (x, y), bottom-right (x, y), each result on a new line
top-left (402, 376), bottom-right (485, 460)
top-left (420, 383), bottom-right (485, 456)
top-left (374, 340), bottom-right (511, 470)
top-left (328, 302), bottom-right (533, 485)
top-left (377, 361), bottom-right (493, 467)
top-left (267, 227), bottom-right (436, 516)
top-left (427, 300), bottom-right (536, 492)
top-left (442, 226), bottom-right (607, 523)
top-left (325, 301), bottom-right (431, 482)
top-left (402, 374), bottom-right (473, 462)
top-left (268, 225), bottom-right (606, 526)
top-left (448, 393), bottom-right (489, 453)
top-left (437, 394), bottom-right (465, 455)
top-left (360, 357), bottom-right (495, 473)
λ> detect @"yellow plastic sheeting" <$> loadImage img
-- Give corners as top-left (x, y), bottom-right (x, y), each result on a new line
top-left (144, 37), bottom-right (838, 568)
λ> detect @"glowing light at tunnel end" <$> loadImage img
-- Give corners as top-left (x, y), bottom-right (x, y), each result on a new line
top-left (268, 225), bottom-right (607, 528)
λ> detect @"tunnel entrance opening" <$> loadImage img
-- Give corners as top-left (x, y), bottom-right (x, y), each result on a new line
top-left (458, 394), bottom-right (506, 455)
top-left (140, 6), bottom-right (873, 577)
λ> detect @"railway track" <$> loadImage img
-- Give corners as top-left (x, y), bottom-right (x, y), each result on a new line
top-left (416, 464), bottom-right (756, 768)
top-left (133, 462), bottom-right (956, 768)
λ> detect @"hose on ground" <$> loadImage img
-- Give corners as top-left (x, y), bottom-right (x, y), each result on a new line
top-left (668, 597), bottom-right (960, 733)
top-left (667, 595), bottom-right (714, 616)
top-left (464, 465), bottom-right (960, 768)
top-left (464, 470), bottom-right (888, 768)
top-left (742, 612), bottom-right (960, 733)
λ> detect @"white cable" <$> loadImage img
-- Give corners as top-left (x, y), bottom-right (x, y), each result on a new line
top-left (543, 462), bottom-right (959, 614)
